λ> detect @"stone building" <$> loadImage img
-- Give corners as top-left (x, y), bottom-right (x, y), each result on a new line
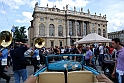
top-left (108, 30), bottom-right (124, 44)
top-left (28, 2), bottom-right (108, 48)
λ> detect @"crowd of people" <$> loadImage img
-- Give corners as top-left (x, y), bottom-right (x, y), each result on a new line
top-left (0, 38), bottom-right (124, 83)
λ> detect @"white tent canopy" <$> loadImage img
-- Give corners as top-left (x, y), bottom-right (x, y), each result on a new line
top-left (74, 33), bottom-right (112, 44)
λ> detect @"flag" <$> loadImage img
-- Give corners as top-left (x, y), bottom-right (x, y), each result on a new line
top-left (11, 25), bottom-right (15, 32)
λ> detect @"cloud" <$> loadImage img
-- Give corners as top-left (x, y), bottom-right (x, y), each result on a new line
top-left (30, 0), bottom-right (38, 8)
top-left (15, 11), bottom-right (33, 23)
top-left (108, 12), bottom-right (124, 33)
top-left (0, 10), bottom-right (6, 14)
top-left (0, 0), bottom-right (35, 9)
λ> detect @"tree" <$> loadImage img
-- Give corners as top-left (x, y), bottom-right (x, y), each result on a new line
top-left (13, 26), bottom-right (27, 43)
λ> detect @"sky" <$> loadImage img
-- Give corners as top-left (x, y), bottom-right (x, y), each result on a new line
top-left (0, 0), bottom-right (124, 35)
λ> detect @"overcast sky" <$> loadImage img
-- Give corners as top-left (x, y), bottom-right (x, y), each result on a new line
top-left (0, 0), bottom-right (124, 34)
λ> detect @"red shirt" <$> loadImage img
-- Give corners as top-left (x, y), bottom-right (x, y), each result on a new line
top-left (109, 48), bottom-right (114, 54)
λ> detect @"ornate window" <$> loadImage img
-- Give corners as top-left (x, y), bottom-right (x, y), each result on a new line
top-left (40, 18), bottom-right (44, 21)
top-left (98, 28), bottom-right (101, 35)
top-left (39, 23), bottom-right (45, 36)
top-left (103, 29), bottom-right (106, 37)
top-left (51, 41), bottom-right (54, 47)
top-left (49, 24), bottom-right (55, 36)
top-left (60, 41), bottom-right (62, 46)
top-left (98, 24), bottom-right (100, 27)
top-left (92, 23), bottom-right (94, 26)
top-left (50, 18), bottom-right (54, 21)
top-left (77, 22), bottom-right (81, 36)
top-left (92, 28), bottom-right (95, 33)
top-left (58, 25), bottom-right (63, 36)
top-left (58, 19), bottom-right (62, 23)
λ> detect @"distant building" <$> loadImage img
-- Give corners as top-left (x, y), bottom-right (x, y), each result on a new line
top-left (28, 2), bottom-right (108, 48)
top-left (108, 30), bottom-right (124, 44)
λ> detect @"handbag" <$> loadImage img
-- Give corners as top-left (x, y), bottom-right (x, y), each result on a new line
top-left (14, 51), bottom-right (30, 66)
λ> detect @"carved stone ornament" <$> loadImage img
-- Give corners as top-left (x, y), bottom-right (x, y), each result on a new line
top-left (35, 2), bottom-right (38, 6)
top-left (81, 7), bottom-right (83, 12)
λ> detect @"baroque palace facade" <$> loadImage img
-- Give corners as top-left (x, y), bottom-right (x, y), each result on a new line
top-left (28, 2), bottom-right (108, 48)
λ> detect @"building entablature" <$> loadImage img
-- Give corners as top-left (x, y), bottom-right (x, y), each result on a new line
top-left (33, 3), bottom-right (107, 22)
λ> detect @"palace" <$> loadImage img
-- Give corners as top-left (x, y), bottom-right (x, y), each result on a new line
top-left (28, 2), bottom-right (108, 48)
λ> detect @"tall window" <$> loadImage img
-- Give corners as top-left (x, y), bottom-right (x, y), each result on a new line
top-left (60, 41), bottom-right (62, 46)
top-left (77, 22), bottom-right (81, 36)
top-left (40, 18), bottom-right (44, 21)
top-left (58, 25), bottom-right (63, 36)
top-left (98, 28), bottom-right (101, 35)
top-left (92, 28), bottom-right (95, 33)
top-left (39, 23), bottom-right (45, 36)
top-left (49, 24), bottom-right (55, 36)
top-left (51, 41), bottom-right (54, 47)
top-left (103, 29), bottom-right (106, 37)
top-left (69, 21), bottom-right (74, 36)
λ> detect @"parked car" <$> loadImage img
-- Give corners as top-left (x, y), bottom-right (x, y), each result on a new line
top-left (101, 60), bottom-right (116, 81)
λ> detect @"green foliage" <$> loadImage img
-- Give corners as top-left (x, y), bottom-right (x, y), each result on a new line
top-left (13, 26), bottom-right (27, 43)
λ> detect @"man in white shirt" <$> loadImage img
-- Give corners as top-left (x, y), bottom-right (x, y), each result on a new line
top-left (98, 43), bottom-right (104, 66)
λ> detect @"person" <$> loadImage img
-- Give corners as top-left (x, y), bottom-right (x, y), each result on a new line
top-left (31, 47), bottom-right (40, 73)
top-left (85, 45), bottom-right (92, 66)
top-left (0, 47), bottom-right (11, 83)
top-left (111, 38), bottom-right (124, 83)
top-left (10, 42), bottom-right (29, 83)
top-left (98, 43), bottom-right (104, 66)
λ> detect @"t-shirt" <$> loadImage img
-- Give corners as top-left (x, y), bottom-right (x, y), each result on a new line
top-left (10, 46), bottom-right (27, 71)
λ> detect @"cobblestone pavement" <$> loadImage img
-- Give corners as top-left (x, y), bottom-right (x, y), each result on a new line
top-left (0, 66), bottom-right (34, 83)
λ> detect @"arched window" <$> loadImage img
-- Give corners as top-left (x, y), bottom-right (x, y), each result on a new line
top-left (103, 29), bottom-right (106, 37)
top-left (92, 28), bottom-right (95, 33)
top-left (39, 23), bottom-right (45, 36)
top-left (49, 24), bottom-right (55, 36)
top-left (58, 25), bottom-right (63, 36)
top-left (98, 28), bottom-right (101, 35)
top-left (77, 22), bottom-right (81, 36)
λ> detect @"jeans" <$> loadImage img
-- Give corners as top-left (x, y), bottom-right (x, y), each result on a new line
top-left (116, 73), bottom-right (124, 83)
top-left (13, 69), bottom-right (28, 83)
top-left (98, 54), bottom-right (104, 66)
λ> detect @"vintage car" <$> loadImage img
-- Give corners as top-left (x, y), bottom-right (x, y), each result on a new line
top-left (32, 54), bottom-right (104, 83)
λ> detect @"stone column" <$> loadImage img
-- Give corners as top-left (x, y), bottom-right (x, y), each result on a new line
top-left (87, 22), bottom-right (91, 34)
top-left (74, 20), bottom-right (77, 37)
top-left (54, 18), bottom-right (58, 37)
top-left (95, 23), bottom-right (98, 34)
top-left (34, 14), bottom-right (39, 37)
top-left (45, 17), bottom-right (49, 37)
top-left (81, 21), bottom-right (83, 37)
top-left (67, 20), bottom-right (70, 46)
top-left (67, 20), bottom-right (69, 37)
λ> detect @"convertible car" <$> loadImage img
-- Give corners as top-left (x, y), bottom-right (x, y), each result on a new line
top-left (31, 54), bottom-right (113, 83)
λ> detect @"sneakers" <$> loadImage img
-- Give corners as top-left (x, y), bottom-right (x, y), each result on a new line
top-left (6, 76), bottom-right (11, 83)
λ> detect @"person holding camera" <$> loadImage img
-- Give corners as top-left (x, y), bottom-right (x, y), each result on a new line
top-left (10, 42), bottom-right (29, 83)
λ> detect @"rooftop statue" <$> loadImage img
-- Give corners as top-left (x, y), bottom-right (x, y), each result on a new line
top-left (35, 2), bottom-right (38, 6)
